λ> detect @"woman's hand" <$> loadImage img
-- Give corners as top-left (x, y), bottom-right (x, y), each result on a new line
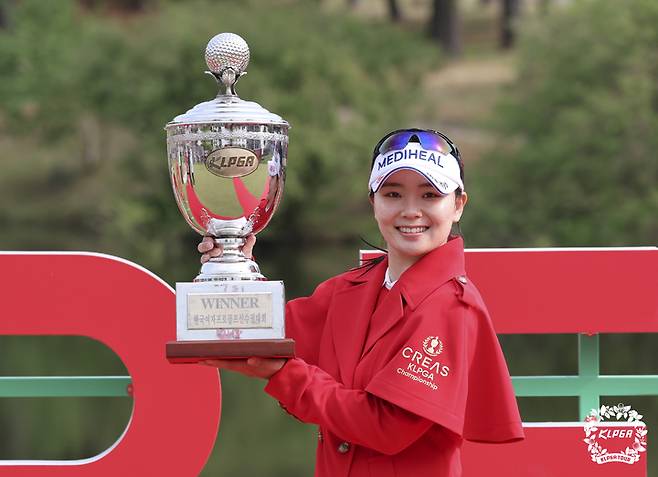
top-left (198, 234), bottom-right (256, 263)
top-left (201, 357), bottom-right (286, 379)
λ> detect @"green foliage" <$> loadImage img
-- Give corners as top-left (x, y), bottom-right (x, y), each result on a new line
top-left (464, 0), bottom-right (658, 247)
top-left (0, 0), bottom-right (440, 287)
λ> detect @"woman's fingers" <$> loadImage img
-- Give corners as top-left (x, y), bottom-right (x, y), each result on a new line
top-left (243, 234), bottom-right (256, 259)
top-left (199, 236), bottom-right (223, 264)
top-left (202, 359), bottom-right (249, 372)
top-left (200, 357), bottom-right (286, 379)
top-left (198, 234), bottom-right (254, 263)
top-left (197, 236), bottom-right (215, 253)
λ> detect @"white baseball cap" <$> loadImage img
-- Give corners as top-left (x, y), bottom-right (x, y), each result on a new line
top-left (368, 142), bottom-right (464, 194)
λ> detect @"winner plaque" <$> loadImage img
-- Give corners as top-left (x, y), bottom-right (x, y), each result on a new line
top-left (165, 33), bottom-right (294, 363)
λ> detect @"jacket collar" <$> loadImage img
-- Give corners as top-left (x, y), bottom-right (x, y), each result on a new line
top-left (345, 236), bottom-right (466, 309)
top-left (398, 236), bottom-right (466, 309)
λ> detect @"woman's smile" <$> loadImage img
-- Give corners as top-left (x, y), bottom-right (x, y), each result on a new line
top-left (396, 225), bottom-right (430, 235)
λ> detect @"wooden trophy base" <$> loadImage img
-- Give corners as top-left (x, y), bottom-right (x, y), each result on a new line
top-left (166, 338), bottom-right (295, 364)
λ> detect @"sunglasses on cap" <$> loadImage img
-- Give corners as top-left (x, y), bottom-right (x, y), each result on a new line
top-left (372, 128), bottom-right (460, 160)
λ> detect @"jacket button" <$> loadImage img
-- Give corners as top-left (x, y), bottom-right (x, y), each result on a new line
top-left (337, 442), bottom-right (350, 454)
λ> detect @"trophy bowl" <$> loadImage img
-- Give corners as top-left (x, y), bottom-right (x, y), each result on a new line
top-left (165, 33), bottom-right (294, 362)
top-left (166, 32), bottom-right (289, 282)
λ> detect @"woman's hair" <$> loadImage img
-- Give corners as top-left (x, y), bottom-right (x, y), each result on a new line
top-left (358, 129), bottom-right (466, 274)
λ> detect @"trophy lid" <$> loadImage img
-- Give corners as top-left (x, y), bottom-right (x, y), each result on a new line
top-left (168, 95), bottom-right (289, 127)
top-left (166, 33), bottom-right (289, 128)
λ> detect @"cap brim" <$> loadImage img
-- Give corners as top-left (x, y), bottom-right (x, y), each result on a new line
top-left (370, 166), bottom-right (461, 195)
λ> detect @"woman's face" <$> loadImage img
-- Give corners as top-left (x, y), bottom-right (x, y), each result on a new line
top-left (372, 169), bottom-right (467, 267)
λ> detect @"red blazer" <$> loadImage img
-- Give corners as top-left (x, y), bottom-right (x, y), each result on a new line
top-left (265, 237), bottom-right (524, 477)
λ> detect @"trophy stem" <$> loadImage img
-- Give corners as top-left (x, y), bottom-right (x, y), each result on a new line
top-left (205, 68), bottom-right (246, 96)
top-left (194, 237), bottom-right (265, 282)
top-left (215, 236), bottom-right (246, 262)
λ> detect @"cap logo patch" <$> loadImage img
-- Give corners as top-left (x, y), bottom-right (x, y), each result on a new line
top-left (376, 148), bottom-right (444, 171)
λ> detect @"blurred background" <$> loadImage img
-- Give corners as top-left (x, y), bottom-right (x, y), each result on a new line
top-left (0, 0), bottom-right (656, 475)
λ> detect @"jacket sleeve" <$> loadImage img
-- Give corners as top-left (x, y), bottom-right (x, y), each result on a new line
top-left (460, 281), bottom-right (525, 443)
top-left (285, 277), bottom-right (338, 366)
top-left (365, 281), bottom-right (524, 443)
top-left (264, 357), bottom-right (434, 455)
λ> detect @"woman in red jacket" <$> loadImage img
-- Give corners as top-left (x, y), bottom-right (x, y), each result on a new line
top-left (200, 129), bottom-right (524, 476)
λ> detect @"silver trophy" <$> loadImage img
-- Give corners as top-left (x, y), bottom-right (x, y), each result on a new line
top-left (165, 33), bottom-right (293, 362)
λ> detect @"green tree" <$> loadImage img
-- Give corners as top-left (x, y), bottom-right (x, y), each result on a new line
top-left (465, 0), bottom-right (658, 247)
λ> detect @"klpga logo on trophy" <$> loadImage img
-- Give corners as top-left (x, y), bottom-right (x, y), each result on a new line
top-left (205, 147), bottom-right (259, 178)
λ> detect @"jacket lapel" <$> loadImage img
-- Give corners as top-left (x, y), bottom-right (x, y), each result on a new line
top-left (330, 263), bottom-right (385, 388)
top-left (361, 286), bottom-right (404, 359)
top-left (362, 237), bottom-right (466, 357)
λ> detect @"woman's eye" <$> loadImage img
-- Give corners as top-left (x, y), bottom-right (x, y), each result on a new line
top-left (384, 191), bottom-right (401, 198)
top-left (423, 192), bottom-right (440, 199)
